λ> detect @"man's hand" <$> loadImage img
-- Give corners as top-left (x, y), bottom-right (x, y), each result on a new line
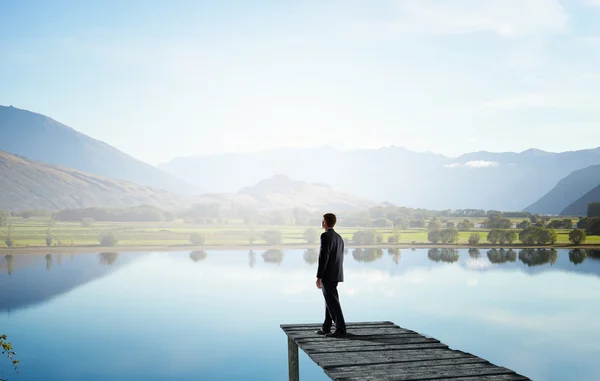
top-left (316, 278), bottom-right (322, 289)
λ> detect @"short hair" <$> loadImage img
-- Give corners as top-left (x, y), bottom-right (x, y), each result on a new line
top-left (323, 213), bottom-right (337, 228)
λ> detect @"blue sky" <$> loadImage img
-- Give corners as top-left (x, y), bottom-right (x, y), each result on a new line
top-left (2, 0), bottom-right (600, 165)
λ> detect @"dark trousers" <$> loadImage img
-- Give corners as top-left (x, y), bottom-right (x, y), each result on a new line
top-left (321, 282), bottom-right (346, 333)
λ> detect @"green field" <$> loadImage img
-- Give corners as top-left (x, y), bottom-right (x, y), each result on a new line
top-left (1, 217), bottom-right (599, 249)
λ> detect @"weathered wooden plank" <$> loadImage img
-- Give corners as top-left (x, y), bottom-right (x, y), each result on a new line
top-left (337, 374), bottom-right (530, 381)
top-left (299, 336), bottom-right (441, 351)
top-left (327, 361), bottom-right (497, 378)
top-left (283, 323), bottom-right (398, 331)
top-left (296, 334), bottom-right (429, 344)
top-left (309, 348), bottom-right (475, 368)
top-left (281, 321), bottom-right (394, 329)
top-left (295, 332), bottom-right (425, 342)
top-left (324, 357), bottom-right (490, 378)
top-left (281, 321), bottom-right (531, 381)
top-left (287, 327), bottom-right (417, 339)
top-left (332, 365), bottom-right (521, 381)
top-left (306, 343), bottom-right (449, 354)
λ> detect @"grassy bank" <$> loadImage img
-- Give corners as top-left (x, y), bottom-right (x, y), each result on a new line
top-left (1, 217), bottom-right (599, 252)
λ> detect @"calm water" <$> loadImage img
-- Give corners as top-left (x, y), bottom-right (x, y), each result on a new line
top-left (1, 248), bottom-right (600, 381)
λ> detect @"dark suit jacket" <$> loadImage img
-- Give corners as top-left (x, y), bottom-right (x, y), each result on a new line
top-left (316, 228), bottom-right (344, 283)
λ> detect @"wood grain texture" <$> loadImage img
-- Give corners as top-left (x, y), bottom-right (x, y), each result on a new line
top-left (281, 321), bottom-right (531, 381)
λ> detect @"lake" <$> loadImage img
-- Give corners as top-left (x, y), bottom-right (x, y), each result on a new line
top-left (1, 248), bottom-right (600, 381)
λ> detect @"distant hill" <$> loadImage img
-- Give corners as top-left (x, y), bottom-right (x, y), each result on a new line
top-left (0, 105), bottom-right (201, 195)
top-left (160, 146), bottom-right (600, 211)
top-left (525, 165), bottom-right (600, 215)
top-left (561, 182), bottom-right (600, 216)
top-left (0, 150), bottom-right (195, 211)
top-left (238, 174), bottom-right (378, 211)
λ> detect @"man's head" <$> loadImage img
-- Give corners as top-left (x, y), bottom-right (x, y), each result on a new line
top-left (322, 213), bottom-right (337, 230)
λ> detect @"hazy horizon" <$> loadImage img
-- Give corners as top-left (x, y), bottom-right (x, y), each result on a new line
top-left (3, 1), bottom-right (600, 165)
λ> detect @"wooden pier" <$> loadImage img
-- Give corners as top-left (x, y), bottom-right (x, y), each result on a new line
top-left (280, 321), bottom-right (531, 381)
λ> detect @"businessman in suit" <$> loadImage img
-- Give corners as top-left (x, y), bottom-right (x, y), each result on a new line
top-left (315, 213), bottom-right (347, 338)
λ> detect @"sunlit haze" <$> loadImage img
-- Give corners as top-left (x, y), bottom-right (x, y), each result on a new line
top-left (2, 0), bottom-right (600, 165)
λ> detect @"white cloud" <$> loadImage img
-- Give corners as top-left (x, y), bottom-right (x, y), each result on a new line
top-left (585, 0), bottom-right (600, 6)
top-left (445, 160), bottom-right (500, 168)
top-left (386, 0), bottom-right (568, 37)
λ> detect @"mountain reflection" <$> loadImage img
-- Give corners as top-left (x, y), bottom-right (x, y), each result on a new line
top-left (518, 248), bottom-right (558, 267)
top-left (0, 252), bottom-right (147, 312)
top-left (189, 250), bottom-right (207, 262)
top-left (427, 248), bottom-right (460, 263)
top-left (352, 248), bottom-right (383, 263)
top-left (487, 248), bottom-right (517, 264)
top-left (569, 249), bottom-right (587, 265)
top-left (303, 249), bottom-right (318, 265)
top-left (262, 249), bottom-right (284, 264)
top-left (388, 248), bottom-right (401, 265)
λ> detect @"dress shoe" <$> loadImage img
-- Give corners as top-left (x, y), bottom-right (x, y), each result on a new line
top-left (325, 331), bottom-right (347, 338)
top-left (315, 329), bottom-right (331, 335)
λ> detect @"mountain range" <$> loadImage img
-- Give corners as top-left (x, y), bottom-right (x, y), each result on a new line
top-left (0, 149), bottom-right (196, 211)
top-left (2, 104), bottom-right (600, 213)
top-left (0, 105), bottom-right (200, 195)
top-left (160, 146), bottom-right (600, 211)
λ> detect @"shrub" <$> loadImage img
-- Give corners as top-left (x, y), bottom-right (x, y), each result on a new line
top-left (487, 229), bottom-right (502, 244)
top-left (519, 226), bottom-right (556, 245)
top-left (4, 226), bottom-right (13, 248)
top-left (263, 230), bottom-right (283, 245)
top-left (569, 229), bottom-right (587, 245)
top-left (303, 228), bottom-right (319, 244)
top-left (427, 230), bottom-right (441, 244)
top-left (99, 232), bottom-right (118, 247)
top-left (468, 233), bottom-right (480, 245)
top-left (352, 230), bottom-right (383, 245)
top-left (440, 228), bottom-right (459, 244)
top-left (190, 232), bottom-right (207, 245)
top-left (45, 229), bottom-right (53, 247)
top-left (4, 236), bottom-right (14, 248)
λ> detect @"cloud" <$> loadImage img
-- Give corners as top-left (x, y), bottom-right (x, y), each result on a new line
top-left (585, 0), bottom-right (600, 6)
top-left (445, 161), bottom-right (500, 168)
top-left (386, 0), bottom-right (568, 37)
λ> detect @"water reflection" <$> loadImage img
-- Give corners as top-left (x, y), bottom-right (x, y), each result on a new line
top-left (99, 252), bottom-right (119, 266)
top-left (569, 249), bottom-right (587, 265)
top-left (427, 248), bottom-right (460, 263)
top-left (5, 254), bottom-right (13, 276)
top-left (303, 249), bottom-right (318, 265)
top-left (189, 250), bottom-right (207, 262)
top-left (518, 248), bottom-right (558, 267)
top-left (45, 254), bottom-right (52, 271)
top-left (262, 249), bottom-right (284, 264)
top-left (487, 248), bottom-right (517, 264)
top-left (352, 248), bottom-right (383, 263)
top-left (468, 248), bottom-right (481, 259)
top-left (248, 250), bottom-right (256, 268)
top-left (388, 248), bottom-right (401, 265)
top-left (589, 250), bottom-right (600, 260)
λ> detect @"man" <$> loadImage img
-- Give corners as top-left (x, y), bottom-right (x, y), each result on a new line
top-left (315, 213), bottom-right (347, 338)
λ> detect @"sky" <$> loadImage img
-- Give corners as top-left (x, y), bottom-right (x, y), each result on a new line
top-left (1, 0), bottom-right (600, 165)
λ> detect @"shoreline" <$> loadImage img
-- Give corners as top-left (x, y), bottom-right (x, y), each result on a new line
top-left (1, 243), bottom-right (599, 255)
